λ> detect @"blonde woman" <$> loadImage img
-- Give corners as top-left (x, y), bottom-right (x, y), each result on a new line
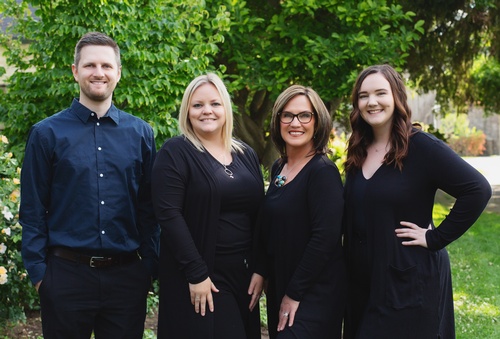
top-left (152, 73), bottom-right (264, 339)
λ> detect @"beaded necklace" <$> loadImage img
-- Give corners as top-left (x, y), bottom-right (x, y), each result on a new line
top-left (274, 161), bottom-right (301, 188)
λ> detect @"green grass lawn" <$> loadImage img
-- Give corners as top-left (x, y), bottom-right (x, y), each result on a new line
top-left (434, 204), bottom-right (500, 338)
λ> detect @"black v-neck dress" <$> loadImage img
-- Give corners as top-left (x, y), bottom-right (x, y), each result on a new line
top-left (343, 130), bottom-right (491, 339)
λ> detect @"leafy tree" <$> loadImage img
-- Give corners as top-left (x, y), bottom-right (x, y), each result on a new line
top-left (469, 56), bottom-right (500, 114)
top-left (1, 0), bottom-right (424, 167)
top-left (397, 0), bottom-right (499, 114)
top-left (0, 0), bottom-right (230, 155)
top-left (210, 0), bottom-right (424, 166)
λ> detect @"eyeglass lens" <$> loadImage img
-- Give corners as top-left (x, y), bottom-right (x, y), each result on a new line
top-left (280, 112), bottom-right (313, 123)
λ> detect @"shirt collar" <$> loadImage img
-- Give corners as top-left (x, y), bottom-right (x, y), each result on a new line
top-left (71, 98), bottom-right (121, 125)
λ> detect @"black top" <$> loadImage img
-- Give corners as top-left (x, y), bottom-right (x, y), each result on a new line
top-left (216, 152), bottom-right (260, 253)
top-left (151, 136), bottom-right (264, 339)
top-left (20, 99), bottom-right (159, 283)
top-left (343, 130), bottom-right (492, 338)
top-left (259, 153), bottom-right (346, 338)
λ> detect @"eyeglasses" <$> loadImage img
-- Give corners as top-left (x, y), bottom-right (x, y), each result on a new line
top-left (278, 111), bottom-right (314, 124)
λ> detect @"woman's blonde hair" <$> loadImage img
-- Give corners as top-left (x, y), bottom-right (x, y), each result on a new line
top-left (178, 73), bottom-right (245, 153)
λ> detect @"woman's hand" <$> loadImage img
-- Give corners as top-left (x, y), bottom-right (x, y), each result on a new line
top-left (277, 294), bottom-right (300, 332)
top-left (189, 277), bottom-right (219, 316)
top-left (248, 273), bottom-right (264, 311)
top-left (395, 221), bottom-right (432, 248)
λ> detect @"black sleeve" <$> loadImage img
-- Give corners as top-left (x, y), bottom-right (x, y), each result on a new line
top-left (151, 140), bottom-right (209, 283)
top-left (425, 138), bottom-right (492, 250)
top-left (286, 162), bottom-right (344, 300)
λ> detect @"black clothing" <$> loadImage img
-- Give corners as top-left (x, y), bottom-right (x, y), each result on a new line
top-left (260, 154), bottom-right (346, 339)
top-left (151, 136), bottom-right (264, 339)
top-left (343, 130), bottom-right (492, 339)
top-left (212, 252), bottom-right (261, 338)
top-left (216, 154), bottom-right (256, 254)
top-left (39, 255), bottom-right (150, 339)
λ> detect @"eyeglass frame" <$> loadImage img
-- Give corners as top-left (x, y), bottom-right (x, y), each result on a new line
top-left (278, 111), bottom-right (315, 124)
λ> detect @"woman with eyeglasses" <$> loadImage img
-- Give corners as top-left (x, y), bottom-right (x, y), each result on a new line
top-left (257, 85), bottom-right (346, 338)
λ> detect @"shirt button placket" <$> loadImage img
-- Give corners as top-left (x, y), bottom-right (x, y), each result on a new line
top-left (95, 117), bottom-right (105, 239)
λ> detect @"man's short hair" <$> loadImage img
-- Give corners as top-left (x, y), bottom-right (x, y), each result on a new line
top-left (74, 32), bottom-right (121, 67)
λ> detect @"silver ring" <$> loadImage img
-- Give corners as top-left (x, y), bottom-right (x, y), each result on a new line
top-left (195, 297), bottom-right (200, 301)
top-left (282, 312), bottom-right (289, 317)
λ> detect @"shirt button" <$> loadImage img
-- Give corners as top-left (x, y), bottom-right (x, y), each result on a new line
top-left (91, 113), bottom-right (95, 116)
top-left (101, 201), bottom-right (105, 205)
top-left (97, 122), bottom-right (100, 126)
top-left (98, 147), bottom-right (102, 151)
top-left (99, 173), bottom-right (104, 177)
top-left (101, 230), bottom-right (105, 234)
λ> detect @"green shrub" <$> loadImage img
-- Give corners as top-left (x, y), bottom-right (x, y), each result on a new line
top-left (437, 113), bottom-right (486, 156)
top-left (447, 131), bottom-right (486, 156)
top-left (0, 135), bottom-right (39, 325)
top-left (328, 129), bottom-right (348, 180)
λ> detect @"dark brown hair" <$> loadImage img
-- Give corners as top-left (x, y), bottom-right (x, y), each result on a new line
top-left (345, 64), bottom-right (414, 174)
top-left (270, 85), bottom-right (332, 161)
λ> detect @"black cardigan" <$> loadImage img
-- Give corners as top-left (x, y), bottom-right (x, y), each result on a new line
top-left (151, 136), bottom-right (264, 339)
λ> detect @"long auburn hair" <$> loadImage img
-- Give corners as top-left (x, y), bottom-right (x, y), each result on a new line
top-left (344, 64), bottom-right (415, 174)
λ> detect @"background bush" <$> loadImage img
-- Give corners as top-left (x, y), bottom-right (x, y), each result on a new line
top-left (447, 132), bottom-right (486, 156)
top-left (0, 135), bottom-right (38, 324)
top-left (438, 113), bottom-right (487, 156)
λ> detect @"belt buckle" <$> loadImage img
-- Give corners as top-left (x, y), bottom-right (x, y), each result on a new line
top-left (89, 256), bottom-right (106, 268)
